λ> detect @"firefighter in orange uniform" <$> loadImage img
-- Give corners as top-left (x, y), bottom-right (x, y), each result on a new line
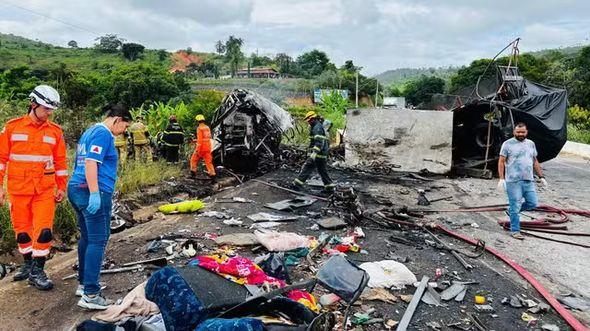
top-left (190, 114), bottom-right (216, 178)
top-left (0, 85), bottom-right (68, 290)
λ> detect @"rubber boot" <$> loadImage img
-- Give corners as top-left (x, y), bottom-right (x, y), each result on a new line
top-left (28, 257), bottom-right (54, 291)
top-left (13, 259), bottom-right (32, 282)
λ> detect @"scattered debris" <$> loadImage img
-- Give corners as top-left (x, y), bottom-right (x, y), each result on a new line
top-left (360, 288), bottom-right (398, 304)
top-left (265, 196), bottom-right (316, 211)
top-left (474, 304), bottom-right (494, 313)
top-left (214, 233), bottom-right (259, 246)
top-left (247, 212), bottom-right (302, 222)
top-left (158, 199), bottom-right (205, 214)
top-left (222, 218), bottom-right (243, 226)
top-left (397, 275), bottom-right (429, 331)
top-left (359, 260), bottom-right (417, 289)
top-left (557, 294), bottom-right (590, 311)
top-left (316, 217), bottom-right (347, 230)
top-left (254, 230), bottom-right (311, 251)
top-left (440, 283), bottom-right (467, 301)
top-left (200, 211), bottom-right (230, 219)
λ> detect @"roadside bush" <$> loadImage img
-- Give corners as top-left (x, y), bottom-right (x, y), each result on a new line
top-left (116, 160), bottom-right (182, 195)
top-left (568, 105), bottom-right (590, 131)
top-left (567, 124), bottom-right (590, 144)
top-left (133, 90), bottom-right (225, 138)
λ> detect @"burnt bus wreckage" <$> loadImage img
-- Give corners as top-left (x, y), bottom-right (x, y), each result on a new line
top-left (210, 89), bottom-right (294, 172)
top-left (450, 39), bottom-right (568, 178)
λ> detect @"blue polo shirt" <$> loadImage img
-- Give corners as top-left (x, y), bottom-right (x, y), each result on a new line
top-left (69, 123), bottom-right (118, 193)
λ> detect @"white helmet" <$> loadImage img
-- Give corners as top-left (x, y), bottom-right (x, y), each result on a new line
top-left (29, 85), bottom-right (61, 109)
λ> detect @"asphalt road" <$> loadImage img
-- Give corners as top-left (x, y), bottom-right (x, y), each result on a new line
top-left (447, 154), bottom-right (590, 325)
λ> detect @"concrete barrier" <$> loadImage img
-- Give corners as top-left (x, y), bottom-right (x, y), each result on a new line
top-left (559, 141), bottom-right (590, 159)
top-left (345, 108), bottom-right (453, 174)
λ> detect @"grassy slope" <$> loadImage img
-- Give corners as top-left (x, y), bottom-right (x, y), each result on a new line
top-left (0, 32), bottom-right (171, 71)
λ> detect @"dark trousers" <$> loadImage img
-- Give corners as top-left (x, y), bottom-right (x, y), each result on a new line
top-left (164, 145), bottom-right (180, 163)
top-left (295, 157), bottom-right (333, 187)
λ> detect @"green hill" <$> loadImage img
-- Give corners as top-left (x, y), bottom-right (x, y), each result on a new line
top-left (374, 67), bottom-right (458, 86)
top-left (0, 33), bottom-right (171, 72)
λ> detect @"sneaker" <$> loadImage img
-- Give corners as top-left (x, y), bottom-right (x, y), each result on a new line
top-left (76, 285), bottom-right (83, 297)
top-left (511, 232), bottom-right (525, 240)
top-left (12, 260), bottom-right (32, 282)
top-left (77, 293), bottom-right (114, 310)
top-left (76, 283), bottom-right (107, 297)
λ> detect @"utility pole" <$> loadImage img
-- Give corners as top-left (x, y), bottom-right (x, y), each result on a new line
top-left (355, 71), bottom-right (359, 108)
top-left (375, 81), bottom-right (379, 108)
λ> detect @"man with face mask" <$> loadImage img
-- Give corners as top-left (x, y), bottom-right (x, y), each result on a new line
top-left (498, 122), bottom-right (548, 240)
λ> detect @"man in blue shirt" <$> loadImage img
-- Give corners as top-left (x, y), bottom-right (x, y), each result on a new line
top-left (67, 104), bottom-right (131, 310)
top-left (498, 122), bottom-right (548, 240)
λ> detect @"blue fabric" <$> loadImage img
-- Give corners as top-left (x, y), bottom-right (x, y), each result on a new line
top-left (87, 191), bottom-right (101, 214)
top-left (194, 318), bottom-right (264, 331)
top-left (145, 266), bottom-right (207, 331)
top-left (68, 185), bottom-right (113, 295)
top-left (70, 123), bottom-right (118, 193)
top-left (500, 138), bottom-right (538, 182)
top-left (506, 180), bottom-right (538, 232)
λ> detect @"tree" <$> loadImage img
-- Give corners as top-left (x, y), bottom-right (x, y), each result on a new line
top-left (274, 53), bottom-right (293, 74)
top-left (296, 49), bottom-right (335, 78)
top-left (67, 40), bottom-right (78, 48)
top-left (215, 40), bottom-right (226, 55)
top-left (122, 43), bottom-right (145, 61)
top-left (571, 46), bottom-right (590, 108)
top-left (341, 60), bottom-right (361, 73)
top-left (157, 49), bottom-right (168, 62)
top-left (404, 75), bottom-right (445, 106)
top-left (387, 84), bottom-right (403, 97)
top-left (94, 34), bottom-right (123, 53)
top-left (224, 36), bottom-right (244, 77)
top-left (250, 53), bottom-right (272, 67)
top-left (449, 59), bottom-right (494, 93)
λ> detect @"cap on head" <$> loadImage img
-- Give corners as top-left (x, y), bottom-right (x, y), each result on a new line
top-left (169, 115), bottom-right (177, 121)
top-left (195, 114), bottom-right (205, 122)
top-left (29, 85), bottom-right (60, 109)
top-left (304, 111), bottom-right (317, 121)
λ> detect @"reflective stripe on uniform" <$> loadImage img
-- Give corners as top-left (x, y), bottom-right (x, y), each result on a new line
top-left (315, 154), bottom-right (326, 159)
top-left (294, 178), bottom-right (305, 186)
top-left (314, 135), bottom-right (328, 140)
top-left (9, 154), bottom-right (53, 162)
top-left (32, 248), bottom-right (50, 257)
top-left (312, 146), bottom-right (321, 151)
top-left (11, 134), bottom-right (28, 141)
top-left (18, 246), bottom-right (32, 254)
top-left (56, 170), bottom-right (68, 176)
top-left (42, 136), bottom-right (56, 144)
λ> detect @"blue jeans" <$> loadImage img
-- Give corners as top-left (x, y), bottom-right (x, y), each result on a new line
top-left (67, 185), bottom-right (113, 295)
top-left (506, 180), bottom-right (538, 233)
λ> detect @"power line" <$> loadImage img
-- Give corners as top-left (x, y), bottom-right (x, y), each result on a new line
top-left (2, 1), bottom-right (98, 36)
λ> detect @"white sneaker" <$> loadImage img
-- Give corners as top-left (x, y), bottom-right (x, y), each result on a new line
top-left (75, 284), bottom-right (84, 297)
top-left (75, 283), bottom-right (107, 297)
top-left (77, 293), bottom-right (114, 310)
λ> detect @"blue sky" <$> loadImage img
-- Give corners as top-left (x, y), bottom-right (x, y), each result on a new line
top-left (1, 0), bottom-right (589, 75)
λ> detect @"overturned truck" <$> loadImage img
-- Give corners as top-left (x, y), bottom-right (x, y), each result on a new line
top-left (452, 66), bottom-right (568, 177)
top-left (211, 89), bottom-right (293, 172)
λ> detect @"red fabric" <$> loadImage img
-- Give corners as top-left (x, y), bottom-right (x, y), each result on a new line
top-left (195, 255), bottom-right (285, 286)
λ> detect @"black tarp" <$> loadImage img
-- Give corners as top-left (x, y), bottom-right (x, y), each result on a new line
top-left (453, 79), bottom-right (568, 164)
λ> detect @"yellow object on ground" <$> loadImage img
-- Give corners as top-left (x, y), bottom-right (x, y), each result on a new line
top-left (158, 200), bottom-right (205, 214)
top-left (474, 295), bottom-right (486, 304)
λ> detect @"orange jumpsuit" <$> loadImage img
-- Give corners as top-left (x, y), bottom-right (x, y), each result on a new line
top-left (0, 116), bottom-right (68, 257)
top-left (190, 123), bottom-right (215, 176)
